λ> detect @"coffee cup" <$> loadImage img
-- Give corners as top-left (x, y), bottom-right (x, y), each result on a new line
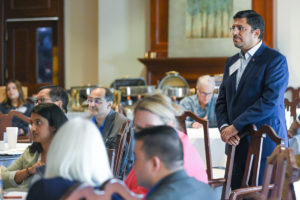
top-left (6, 127), bottom-right (18, 149)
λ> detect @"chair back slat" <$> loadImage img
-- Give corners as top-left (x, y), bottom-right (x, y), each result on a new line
top-left (176, 111), bottom-right (213, 180)
top-left (113, 120), bottom-right (132, 178)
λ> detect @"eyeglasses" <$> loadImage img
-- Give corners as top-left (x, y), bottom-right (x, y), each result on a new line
top-left (230, 25), bottom-right (247, 32)
top-left (199, 91), bottom-right (213, 97)
top-left (87, 97), bottom-right (105, 104)
top-left (34, 98), bottom-right (57, 104)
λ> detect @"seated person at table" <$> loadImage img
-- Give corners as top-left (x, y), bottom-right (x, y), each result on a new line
top-left (180, 75), bottom-right (217, 128)
top-left (88, 87), bottom-right (128, 148)
top-left (134, 125), bottom-right (217, 200)
top-left (125, 93), bottom-right (208, 195)
top-left (0, 80), bottom-right (34, 134)
top-left (1, 103), bottom-right (68, 189)
top-left (27, 118), bottom-right (114, 200)
top-left (35, 85), bottom-right (69, 113)
top-left (88, 87), bottom-right (133, 176)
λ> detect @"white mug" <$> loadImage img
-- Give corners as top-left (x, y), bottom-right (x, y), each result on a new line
top-left (6, 127), bottom-right (18, 149)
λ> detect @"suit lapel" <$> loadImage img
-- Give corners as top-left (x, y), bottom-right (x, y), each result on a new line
top-left (236, 42), bottom-right (266, 94)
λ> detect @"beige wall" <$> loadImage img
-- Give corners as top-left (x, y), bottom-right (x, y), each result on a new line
top-left (64, 0), bottom-right (99, 89)
top-left (276, 0), bottom-right (300, 87)
top-left (98, 0), bottom-right (149, 87)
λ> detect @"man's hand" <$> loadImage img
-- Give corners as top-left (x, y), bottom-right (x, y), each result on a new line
top-left (227, 135), bottom-right (240, 146)
top-left (221, 125), bottom-right (238, 143)
top-left (192, 122), bottom-right (203, 129)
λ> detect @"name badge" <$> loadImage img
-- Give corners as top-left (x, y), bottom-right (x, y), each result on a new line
top-left (229, 59), bottom-right (240, 76)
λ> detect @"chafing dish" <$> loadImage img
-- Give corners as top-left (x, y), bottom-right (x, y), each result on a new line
top-left (158, 71), bottom-right (190, 98)
top-left (70, 85), bottom-right (98, 111)
top-left (119, 85), bottom-right (156, 97)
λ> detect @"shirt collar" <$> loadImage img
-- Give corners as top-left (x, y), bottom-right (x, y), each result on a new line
top-left (239, 40), bottom-right (262, 60)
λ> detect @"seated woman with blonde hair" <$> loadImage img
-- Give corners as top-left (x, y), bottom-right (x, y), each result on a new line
top-left (27, 118), bottom-right (114, 199)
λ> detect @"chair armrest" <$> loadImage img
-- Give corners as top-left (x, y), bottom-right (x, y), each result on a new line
top-left (229, 184), bottom-right (274, 200)
top-left (208, 178), bottom-right (226, 188)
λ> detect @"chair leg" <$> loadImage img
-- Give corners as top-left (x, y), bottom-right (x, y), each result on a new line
top-left (222, 145), bottom-right (236, 200)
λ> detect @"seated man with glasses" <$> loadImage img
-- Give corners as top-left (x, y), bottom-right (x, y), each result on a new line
top-left (88, 87), bottom-right (131, 177)
top-left (35, 85), bottom-right (69, 113)
top-left (88, 87), bottom-right (128, 148)
top-left (179, 75), bottom-right (217, 128)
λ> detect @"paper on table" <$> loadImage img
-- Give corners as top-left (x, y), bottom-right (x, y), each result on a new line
top-left (3, 191), bottom-right (27, 200)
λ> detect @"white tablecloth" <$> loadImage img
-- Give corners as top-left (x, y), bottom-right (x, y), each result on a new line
top-left (187, 128), bottom-right (226, 169)
top-left (0, 143), bottom-right (31, 155)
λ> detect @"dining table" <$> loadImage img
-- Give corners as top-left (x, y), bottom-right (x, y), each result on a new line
top-left (0, 143), bottom-right (31, 167)
top-left (187, 127), bottom-right (226, 178)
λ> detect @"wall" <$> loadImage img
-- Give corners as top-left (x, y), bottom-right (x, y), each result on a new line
top-left (64, 0), bottom-right (99, 89)
top-left (98, 0), bottom-right (149, 87)
top-left (276, 0), bottom-right (300, 87)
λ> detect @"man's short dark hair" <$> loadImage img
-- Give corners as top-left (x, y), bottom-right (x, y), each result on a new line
top-left (234, 10), bottom-right (265, 40)
top-left (101, 87), bottom-right (113, 102)
top-left (135, 125), bottom-right (183, 170)
top-left (38, 85), bottom-right (69, 113)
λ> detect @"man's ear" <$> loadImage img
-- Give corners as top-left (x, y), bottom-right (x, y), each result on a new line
top-left (151, 156), bottom-right (161, 172)
top-left (107, 101), bottom-right (113, 108)
top-left (254, 29), bottom-right (261, 39)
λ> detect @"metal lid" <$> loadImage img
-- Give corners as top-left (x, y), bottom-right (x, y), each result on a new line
top-left (158, 71), bottom-right (189, 89)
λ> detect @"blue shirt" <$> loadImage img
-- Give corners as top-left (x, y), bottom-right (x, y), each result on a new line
top-left (179, 94), bottom-right (217, 128)
top-left (91, 115), bottom-right (107, 134)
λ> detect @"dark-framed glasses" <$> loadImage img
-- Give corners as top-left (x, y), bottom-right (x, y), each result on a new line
top-left (230, 25), bottom-right (247, 32)
top-left (33, 98), bottom-right (57, 104)
top-left (199, 91), bottom-right (213, 97)
top-left (87, 97), bottom-right (105, 104)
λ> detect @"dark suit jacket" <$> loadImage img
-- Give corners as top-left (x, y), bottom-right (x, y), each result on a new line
top-left (215, 42), bottom-right (289, 184)
top-left (146, 170), bottom-right (217, 200)
top-left (102, 109), bottom-right (128, 149)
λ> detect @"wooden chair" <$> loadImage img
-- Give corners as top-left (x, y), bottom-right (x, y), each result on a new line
top-left (285, 87), bottom-right (300, 103)
top-left (0, 110), bottom-right (31, 142)
top-left (106, 148), bottom-right (115, 172)
top-left (221, 125), bottom-right (284, 200)
top-left (62, 179), bottom-right (143, 200)
top-left (176, 111), bottom-right (225, 188)
top-left (285, 98), bottom-right (300, 122)
top-left (112, 120), bottom-right (132, 179)
top-left (229, 145), bottom-right (300, 200)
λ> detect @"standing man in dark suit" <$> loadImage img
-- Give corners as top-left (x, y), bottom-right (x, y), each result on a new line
top-left (215, 10), bottom-right (289, 189)
top-left (134, 125), bottom-right (216, 200)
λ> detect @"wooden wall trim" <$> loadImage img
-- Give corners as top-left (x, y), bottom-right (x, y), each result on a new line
top-left (0, 1), bottom-right (4, 85)
top-left (252, 0), bottom-right (273, 47)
